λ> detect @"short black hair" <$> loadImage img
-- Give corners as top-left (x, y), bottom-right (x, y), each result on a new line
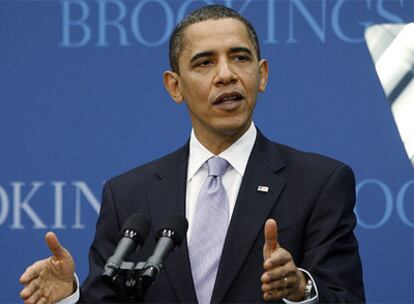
top-left (169, 4), bottom-right (261, 73)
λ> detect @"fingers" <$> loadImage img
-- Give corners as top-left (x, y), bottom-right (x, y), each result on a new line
top-left (263, 219), bottom-right (278, 261)
top-left (24, 287), bottom-right (43, 304)
top-left (263, 288), bottom-right (292, 302)
top-left (20, 260), bottom-right (45, 284)
top-left (261, 254), bottom-right (306, 301)
top-left (20, 276), bottom-right (49, 302)
top-left (21, 232), bottom-right (65, 284)
top-left (20, 277), bottom-right (39, 299)
top-left (261, 240), bottom-right (302, 301)
top-left (261, 260), bottom-right (297, 284)
top-left (20, 232), bottom-right (74, 304)
top-left (263, 270), bottom-right (307, 302)
top-left (45, 232), bottom-right (67, 260)
top-left (24, 294), bottom-right (49, 304)
top-left (20, 271), bottom-right (53, 304)
top-left (262, 275), bottom-right (295, 292)
top-left (261, 268), bottom-right (298, 301)
top-left (263, 247), bottom-right (291, 271)
top-left (37, 297), bottom-right (48, 304)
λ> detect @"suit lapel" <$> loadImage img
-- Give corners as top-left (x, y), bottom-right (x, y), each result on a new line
top-left (211, 131), bottom-right (286, 303)
top-left (147, 144), bottom-right (198, 303)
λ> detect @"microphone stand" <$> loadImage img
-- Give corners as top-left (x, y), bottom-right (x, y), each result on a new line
top-left (102, 253), bottom-right (164, 302)
top-left (103, 260), bottom-right (157, 303)
top-left (102, 226), bottom-right (186, 302)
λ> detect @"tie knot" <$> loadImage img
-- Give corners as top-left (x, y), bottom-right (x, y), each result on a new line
top-left (207, 157), bottom-right (230, 177)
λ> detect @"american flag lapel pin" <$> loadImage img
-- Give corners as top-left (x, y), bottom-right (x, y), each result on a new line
top-left (257, 185), bottom-right (269, 193)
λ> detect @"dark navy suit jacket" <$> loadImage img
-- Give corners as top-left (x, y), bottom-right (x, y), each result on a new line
top-left (80, 130), bottom-right (365, 303)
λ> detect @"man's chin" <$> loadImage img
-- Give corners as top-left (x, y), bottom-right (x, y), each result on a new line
top-left (211, 121), bottom-right (251, 139)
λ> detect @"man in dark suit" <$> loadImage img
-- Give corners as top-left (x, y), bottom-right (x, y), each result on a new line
top-left (20, 5), bottom-right (364, 304)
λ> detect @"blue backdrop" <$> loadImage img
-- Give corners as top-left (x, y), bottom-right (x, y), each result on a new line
top-left (1, 0), bottom-right (413, 302)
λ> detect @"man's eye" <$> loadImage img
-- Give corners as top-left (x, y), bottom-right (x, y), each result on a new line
top-left (233, 55), bottom-right (250, 62)
top-left (196, 60), bottom-right (212, 67)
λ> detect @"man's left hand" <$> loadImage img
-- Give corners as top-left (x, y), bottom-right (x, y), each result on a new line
top-left (262, 219), bottom-right (306, 302)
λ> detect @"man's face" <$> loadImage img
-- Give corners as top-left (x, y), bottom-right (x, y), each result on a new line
top-left (164, 18), bottom-right (268, 144)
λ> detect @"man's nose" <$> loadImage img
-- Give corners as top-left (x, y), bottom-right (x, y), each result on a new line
top-left (214, 60), bottom-right (237, 85)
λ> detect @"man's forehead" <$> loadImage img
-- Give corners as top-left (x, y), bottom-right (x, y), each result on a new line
top-left (180, 18), bottom-right (254, 55)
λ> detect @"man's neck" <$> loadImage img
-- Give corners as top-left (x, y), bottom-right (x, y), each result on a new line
top-left (193, 123), bottom-right (252, 155)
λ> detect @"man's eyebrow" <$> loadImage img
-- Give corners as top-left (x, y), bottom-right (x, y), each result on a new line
top-left (229, 47), bottom-right (254, 56)
top-left (190, 51), bottom-right (214, 64)
top-left (189, 47), bottom-right (254, 64)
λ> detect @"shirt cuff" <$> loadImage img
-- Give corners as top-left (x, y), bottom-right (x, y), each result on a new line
top-left (56, 273), bottom-right (80, 304)
top-left (283, 268), bottom-right (318, 304)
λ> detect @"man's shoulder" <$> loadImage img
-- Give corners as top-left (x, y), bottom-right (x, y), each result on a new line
top-left (107, 143), bottom-right (188, 189)
top-left (259, 134), bottom-right (353, 178)
top-left (277, 141), bottom-right (347, 169)
top-left (261, 138), bottom-right (356, 193)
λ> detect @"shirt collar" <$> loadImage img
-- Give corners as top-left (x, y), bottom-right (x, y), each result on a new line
top-left (187, 122), bottom-right (257, 181)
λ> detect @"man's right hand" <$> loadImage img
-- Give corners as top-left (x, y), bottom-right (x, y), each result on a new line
top-left (19, 232), bottom-right (76, 304)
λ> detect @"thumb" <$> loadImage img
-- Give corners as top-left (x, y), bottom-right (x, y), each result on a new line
top-left (45, 232), bottom-right (68, 260)
top-left (263, 218), bottom-right (279, 261)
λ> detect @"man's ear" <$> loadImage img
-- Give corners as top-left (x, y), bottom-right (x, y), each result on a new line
top-left (163, 71), bottom-right (184, 103)
top-left (258, 59), bottom-right (269, 93)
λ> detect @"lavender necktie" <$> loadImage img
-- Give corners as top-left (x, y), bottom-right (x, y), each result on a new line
top-left (189, 156), bottom-right (230, 304)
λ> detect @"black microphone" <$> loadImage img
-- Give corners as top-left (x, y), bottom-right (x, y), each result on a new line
top-left (102, 213), bottom-right (150, 282)
top-left (140, 214), bottom-right (188, 285)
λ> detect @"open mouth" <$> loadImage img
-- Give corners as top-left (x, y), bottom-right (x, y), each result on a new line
top-left (213, 92), bottom-right (244, 105)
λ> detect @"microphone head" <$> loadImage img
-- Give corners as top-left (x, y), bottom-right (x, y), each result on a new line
top-left (120, 213), bottom-right (151, 244)
top-left (156, 214), bottom-right (188, 246)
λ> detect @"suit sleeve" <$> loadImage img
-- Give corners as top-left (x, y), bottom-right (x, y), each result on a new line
top-left (301, 164), bottom-right (365, 303)
top-left (79, 180), bottom-right (122, 303)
